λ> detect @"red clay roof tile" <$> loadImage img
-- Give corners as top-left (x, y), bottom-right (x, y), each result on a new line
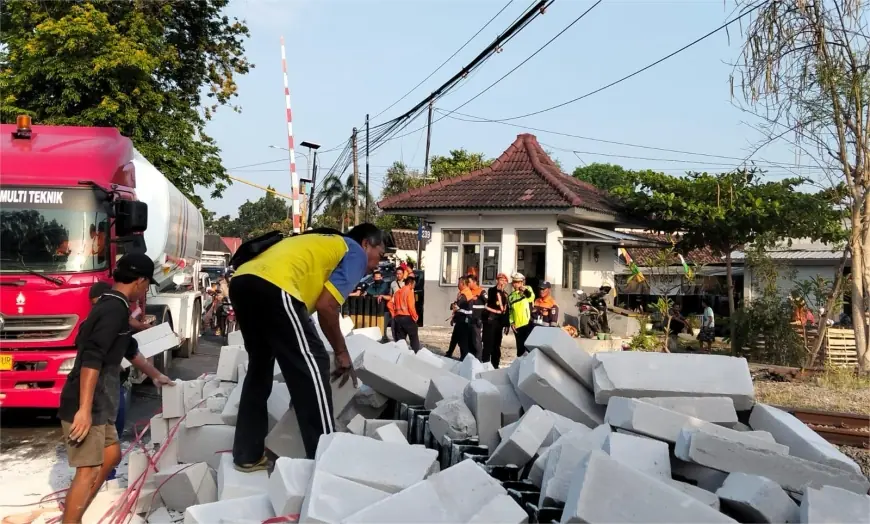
top-left (378, 134), bottom-right (621, 214)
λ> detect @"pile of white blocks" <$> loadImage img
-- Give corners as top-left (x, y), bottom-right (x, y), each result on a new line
top-left (127, 320), bottom-right (868, 524)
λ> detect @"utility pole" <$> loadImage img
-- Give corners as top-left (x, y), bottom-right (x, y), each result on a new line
top-left (418, 101), bottom-right (434, 267)
top-left (365, 114), bottom-right (370, 222)
top-left (352, 127), bottom-right (360, 226)
top-left (307, 150), bottom-right (318, 229)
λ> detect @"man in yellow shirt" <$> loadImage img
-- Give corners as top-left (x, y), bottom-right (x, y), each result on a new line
top-left (230, 224), bottom-right (385, 466)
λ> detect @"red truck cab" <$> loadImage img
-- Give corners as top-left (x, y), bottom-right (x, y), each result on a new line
top-left (0, 116), bottom-right (146, 408)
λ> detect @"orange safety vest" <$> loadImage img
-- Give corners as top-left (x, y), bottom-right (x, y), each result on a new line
top-left (393, 285), bottom-right (418, 321)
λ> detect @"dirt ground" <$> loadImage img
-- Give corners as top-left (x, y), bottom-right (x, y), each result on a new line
top-left (418, 326), bottom-right (519, 367)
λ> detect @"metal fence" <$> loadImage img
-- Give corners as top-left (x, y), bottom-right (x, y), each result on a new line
top-left (341, 292), bottom-right (424, 335)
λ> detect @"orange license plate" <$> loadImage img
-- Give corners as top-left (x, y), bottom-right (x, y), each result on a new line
top-left (0, 354), bottom-right (12, 371)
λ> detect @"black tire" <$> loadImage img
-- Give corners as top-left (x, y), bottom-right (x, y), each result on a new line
top-left (145, 305), bottom-right (174, 374)
top-left (176, 299), bottom-right (200, 359)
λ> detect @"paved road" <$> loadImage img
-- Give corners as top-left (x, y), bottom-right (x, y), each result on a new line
top-left (0, 335), bottom-right (224, 460)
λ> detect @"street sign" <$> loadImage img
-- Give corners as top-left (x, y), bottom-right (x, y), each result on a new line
top-left (417, 223), bottom-right (432, 241)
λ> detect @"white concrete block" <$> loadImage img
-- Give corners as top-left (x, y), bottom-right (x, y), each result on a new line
top-left (716, 472), bottom-right (800, 523)
top-left (82, 488), bottom-right (126, 523)
top-left (335, 401), bottom-right (388, 433)
top-left (185, 407), bottom-right (224, 428)
top-left (539, 424), bottom-right (610, 505)
top-left (576, 336), bottom-right (624, 354)
top-left (429, 398), bottom-right (477, 442)
top-left (517, 349), bottom-right (604, 426)
top-left (216, 345), bottom-right (247, 382)
top-left (355, 384), bottom-right (389, 408)
top-left (638, 396), bottom-right (738, 426)
top-left (670, 457), bottom-right (729, 492)
top-left (608, 314), bottom-right (641, 338)
top-left (477, 367), bottom-right (510, 385)
top-left (602, 431), bottom-right (670, 480)
top-left (201, 376), bottom-right (221, 399)
top-left (155, 431), bottom-right (179, 472)
top-left (238, 363), bottom-right (248, 385)
top-left (216, 453), bottom-right (269, 501)
top-left (150, 414), bottom-right (169, 446)
top-left (463, 379), bottom-right (501, 453)
top-left (300, 470), bottom-right (390, 523)
top-left (154, 462), bottom-right (218, 512)
top-left (340, 315), bottom-right (355, 335)
top-left (267, 381), bottom-right (291, 431)
top-left (265, 408), bottom-right (306, 458)
top-left (458, 354), bottom-right (486, 380)
top-left (800, 485), bottom-right (870, 524)
top-left (182, 379), bottom-right (204, 412)
top-left (220, 383), bottom-right (242, 426)
top-left (467, 493), bottom-right (528, 524)
top-left (347, 414), bottom-right (367, 435)
top-left (268, 457), bottom-right (314, 516)
top-left (416, 348), bottom-right (454, 370)
top-left (495, 385), bottom-right (523, 426)
top-left (397, 353), bottom-right (455, 382)
top-left (226, 329), bottom-right (244, 346)
top-left (541, 411), bottom-right (587, 447)
top-left (592, 352), bottom-right (755, 410)
top-left (128, 449), bottom-right (154, 487)
top-left (353, 326), bottom-right (383, 341)
top-left (498, 420), bottom-right (519, 441)
top-left (178, 425), bottom-right (235, 470)
top-left (675, 422), bottom-right (788, 456)
top-left (749, 403), bottom-right (862, 473)
top-left (133, 486), bottom-right (163, 515)
top-left (161, 381), bottom-right (185, 419)
top-left (525, 326), bottom-right (595, 389)
top-left (488, 405), bottom-right (554, 467)
top-left (561, 451), bottom-right (735, 523)
top-left (315, 432), bottom-right (438, 493)
top-left (606, 397), bottom-right (787, 452)
top-left (354, 350), bottom-right (429, 404)
top-left (147, 506), bottom-right (173, 523)
top-left (374, 423), bottom-right (409, 444)
top-left (675, 428), bottom-right (870, 495)
top-left (342, 459), bottom-right (507, 523)
top-left (363, 419), bottom-right (408, 438)
top-left (183, 493), bottom-right (274, 524)
top-left (669, 479), bottom-right (721, 510)
top-left (347, 334), bottom-right (404, 363)
top-left (507, 355), bottom-right (535, 412)
top-left (424, 374), bottom-right (470, 410)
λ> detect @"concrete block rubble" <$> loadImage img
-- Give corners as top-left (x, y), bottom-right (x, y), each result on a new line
top-left (117, 323), bottom-right (870, 524)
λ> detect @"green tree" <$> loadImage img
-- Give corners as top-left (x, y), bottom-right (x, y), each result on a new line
top-left (376, 161), bottom-right (426, 231)
top-left (235, 189), bottom-right (288, 239)
top-left (429, 149), bottom-right (492, 181)
top-left (613, 169), bottom-right (845, 344)
top-left (0, 0), bottom-right (252, 208)
top-left (573, 163), bottom-right (634, 192)
top-left (203, 210), bottom-right (242, 237)
top-left (315, 173), bottom-right (372, 232)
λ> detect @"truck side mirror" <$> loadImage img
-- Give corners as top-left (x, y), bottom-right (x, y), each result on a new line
top-left (115, 200), bottom-right (148, 236)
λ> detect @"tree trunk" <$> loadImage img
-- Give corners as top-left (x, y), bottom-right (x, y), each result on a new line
top-left (726, 251), bottom-right (736, 355)
top-left (851, 230), bottom-right (869, 373)
top-left (806, 248), bottom-right (849, 368)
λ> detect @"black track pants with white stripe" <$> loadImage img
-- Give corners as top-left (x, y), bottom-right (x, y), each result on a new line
top-left (230, 275), bottom-right (334, 462)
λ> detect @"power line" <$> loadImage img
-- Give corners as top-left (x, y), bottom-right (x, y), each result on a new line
top-left (443, 0), bottom-right (602, 116)
top-left (436, 108), bottom-right (823, 170)
top-left (371, 0), bottom-right (516, 120)
top-left (478, 0), bottom-right (768, 122)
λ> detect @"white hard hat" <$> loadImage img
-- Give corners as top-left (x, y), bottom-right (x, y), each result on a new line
top-left (510, 272), bottom-right (525, 282)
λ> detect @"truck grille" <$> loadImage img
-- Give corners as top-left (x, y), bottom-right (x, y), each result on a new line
top-left (0, 315), bottom-right (78, 342)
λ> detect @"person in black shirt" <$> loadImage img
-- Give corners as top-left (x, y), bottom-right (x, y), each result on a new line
top-left (482, 273), bottom-right (509, 368)
top-left (59, 254), bottom-right (174, 524)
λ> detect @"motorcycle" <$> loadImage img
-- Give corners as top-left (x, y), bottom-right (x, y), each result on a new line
top-left (588, 288), bottom-right (611, 334)
top-left (220, 297), bottom-right (238, 343)
top-left (574, 290), bottom-right (604, 338)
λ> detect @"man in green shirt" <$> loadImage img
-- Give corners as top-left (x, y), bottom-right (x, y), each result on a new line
top-left (508, 273), bottom-right (535, 356)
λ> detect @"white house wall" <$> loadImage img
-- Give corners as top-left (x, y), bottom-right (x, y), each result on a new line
top-left (421, 214), bottom-right (618, 326)
top-left (743, 262), bottom-right (839, 308)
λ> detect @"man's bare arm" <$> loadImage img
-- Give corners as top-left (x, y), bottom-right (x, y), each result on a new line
top-left (78, 367), bottom-right (99, 414)
top-left (129, 352), bottom-right (174, 385)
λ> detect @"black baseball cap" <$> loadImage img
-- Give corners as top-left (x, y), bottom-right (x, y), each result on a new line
top-left (116, 253), bottom-right (158, 284)
top-left (540, 281), bottom-right (552, 289)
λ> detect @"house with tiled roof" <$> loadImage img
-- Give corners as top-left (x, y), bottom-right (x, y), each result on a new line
top-left (388, 229), bottom-right (427, 267)
top-left (378, 133), bottom-right (667, 324)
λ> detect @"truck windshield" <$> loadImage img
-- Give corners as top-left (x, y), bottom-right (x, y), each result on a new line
top-left (0, 187), bottom-right (109, 273)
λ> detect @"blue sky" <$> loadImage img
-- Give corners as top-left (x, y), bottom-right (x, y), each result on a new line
top-left (200, 0), bottom-right (820, 218)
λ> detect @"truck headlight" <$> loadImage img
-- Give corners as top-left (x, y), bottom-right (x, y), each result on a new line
top-left (58, 358), bottom-right (76, 375)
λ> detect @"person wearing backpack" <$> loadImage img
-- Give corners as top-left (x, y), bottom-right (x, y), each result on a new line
top-left (229, 224), bottom-right (385, 467)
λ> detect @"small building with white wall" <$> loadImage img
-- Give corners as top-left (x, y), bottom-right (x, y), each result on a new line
top-left (378, 133), bottom-right (660, 326)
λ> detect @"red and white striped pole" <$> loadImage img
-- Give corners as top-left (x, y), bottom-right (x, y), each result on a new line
top-left (280, 36), bottom-right (301, 233)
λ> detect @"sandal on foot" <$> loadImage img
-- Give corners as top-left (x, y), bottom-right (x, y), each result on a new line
top-left (233, 455), bottom-right (268, 472)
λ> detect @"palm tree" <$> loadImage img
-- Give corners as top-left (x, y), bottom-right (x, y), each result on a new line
top-left (315, 173), bottom-right (372, 232)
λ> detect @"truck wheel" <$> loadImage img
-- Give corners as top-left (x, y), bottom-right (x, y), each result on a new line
top-left (176, 299), bottom-right (200, 359)
top-left (146, 305), bottom-right (174, 375)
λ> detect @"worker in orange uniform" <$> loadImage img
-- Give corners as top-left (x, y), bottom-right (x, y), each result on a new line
top-left (533, 281), bottom-right (560, 326)
top-left (466, 274), bottom-right (487, 359)
top-left (391, 272), bottom-right (421, 352)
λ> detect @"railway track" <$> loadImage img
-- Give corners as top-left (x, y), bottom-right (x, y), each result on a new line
top-left (773, 405), bottom-right (870, 448)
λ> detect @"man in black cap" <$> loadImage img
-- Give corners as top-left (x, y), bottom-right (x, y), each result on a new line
top-left (59, 253), bottom-right (175, 523)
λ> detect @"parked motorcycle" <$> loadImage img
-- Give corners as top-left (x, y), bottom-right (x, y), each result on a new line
top-left (588, 287), bottom-right (611, 334)
top-left (219, 296), bottom-right (238, 343)
top-left (574, 290), bottom-right (604, 338)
